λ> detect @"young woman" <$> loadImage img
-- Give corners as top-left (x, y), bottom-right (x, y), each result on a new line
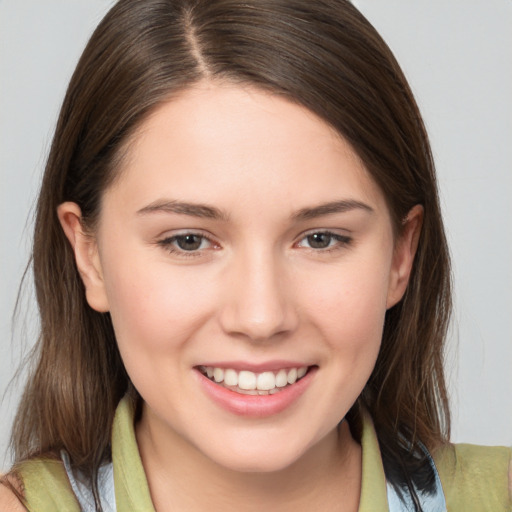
top-left (1, 1), bottom-right (510, 511)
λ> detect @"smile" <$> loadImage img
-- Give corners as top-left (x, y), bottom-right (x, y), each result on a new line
top-left (198, 365), bottom-right (309, 395)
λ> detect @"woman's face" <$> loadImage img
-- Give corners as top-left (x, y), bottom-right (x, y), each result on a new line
top-left (62, 83), bottom-right (417, 472)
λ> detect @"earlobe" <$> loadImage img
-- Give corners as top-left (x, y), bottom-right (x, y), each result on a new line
top-left (57, 202), bottom-right (110, 313)
top-left (386, 204), bottom-right (423, 309)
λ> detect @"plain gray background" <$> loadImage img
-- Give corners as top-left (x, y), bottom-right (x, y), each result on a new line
top-left (1, 0), bottom-right (511, 467)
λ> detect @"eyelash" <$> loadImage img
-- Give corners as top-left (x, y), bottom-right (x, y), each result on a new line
top-left (295, 231), bottom-right (352, 253)
top-left (157, 232), bottom-right (216, 258)
top-left (157, 230), bottom-right (352, 257)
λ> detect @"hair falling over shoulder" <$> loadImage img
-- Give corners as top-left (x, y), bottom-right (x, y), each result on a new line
top-left (8, 0), bottom-right (451, 508)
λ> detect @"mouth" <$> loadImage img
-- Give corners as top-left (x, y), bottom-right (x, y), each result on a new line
top-left (197, 365), bottom-right (311, 396)
top-left (195, 363), bottom-right (317, 417)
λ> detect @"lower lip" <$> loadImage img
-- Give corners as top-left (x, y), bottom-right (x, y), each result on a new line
top-left (195, 367), bottom-right (317, 418)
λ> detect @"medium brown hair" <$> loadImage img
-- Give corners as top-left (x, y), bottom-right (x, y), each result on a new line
top-left (9, 0), bottom-right (451, 508)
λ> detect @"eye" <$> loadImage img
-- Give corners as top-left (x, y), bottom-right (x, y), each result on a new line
top-left (158, 232), bottom-right (215, 255)
top-left (173, 234), bottom-right (207, 251)
top-left (296, 231), bottom-right (352, 250)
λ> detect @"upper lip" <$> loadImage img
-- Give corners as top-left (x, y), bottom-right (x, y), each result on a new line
top-left (196, 360), bottom-right (313, 372)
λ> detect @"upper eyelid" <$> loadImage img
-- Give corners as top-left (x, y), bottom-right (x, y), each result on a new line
top-left (293, 231), bottom-right (353, 252)
top-left (157, 229), bottom-right (214, 242)
top-left (295, 228), bottom-right (352, 241)
top-left (156, 233), bottom-right (217, 257)
top-left (155, 228), bottom-right (352, 247)
top-left (156, 232), bottom-right (216, 251)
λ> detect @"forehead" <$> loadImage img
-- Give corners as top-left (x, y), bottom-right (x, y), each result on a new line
top-left (104, 82), bottom-right (387, 217)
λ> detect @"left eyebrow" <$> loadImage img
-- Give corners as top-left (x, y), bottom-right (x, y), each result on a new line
top-left (292, 200), bottom-right (374, 221)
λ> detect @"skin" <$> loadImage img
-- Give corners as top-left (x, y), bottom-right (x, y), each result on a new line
top-left (58, 82), bottom-right (422, 511)
top-left (0, 477), bottom-right (24, 512)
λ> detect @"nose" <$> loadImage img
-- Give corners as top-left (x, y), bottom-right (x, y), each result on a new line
top-left (218, 249), bottom-right (298, 342)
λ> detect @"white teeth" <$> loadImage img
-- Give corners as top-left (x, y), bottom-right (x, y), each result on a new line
top-left (287, 368), bottom-right (298, 384)
top-left (213, 367), bottom-right (224, 383)
top-left (275, 369), bottom-right (288, 388)
top-left (203, 365), bottom-right (310, 391)
top-left (224, 369), bottom-right (238, 387)
top-left (257, 371), bottom-right (276, 391)
top-left (238, 370), bottom-right (257, 390)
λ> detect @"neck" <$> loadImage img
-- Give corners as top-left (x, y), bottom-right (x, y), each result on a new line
top-left (135, 406), bottom-right (362, 512)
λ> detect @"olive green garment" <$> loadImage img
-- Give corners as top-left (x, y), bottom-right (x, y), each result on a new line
top-left (18, 396), bottom-right (512, 511)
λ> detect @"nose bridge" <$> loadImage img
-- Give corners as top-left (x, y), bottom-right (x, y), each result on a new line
top-left (219, 243), bottom-right (297, 341)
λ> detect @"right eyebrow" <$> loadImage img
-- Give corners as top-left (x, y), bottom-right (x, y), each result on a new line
top-left (136, 200), bottom-right (229, 221)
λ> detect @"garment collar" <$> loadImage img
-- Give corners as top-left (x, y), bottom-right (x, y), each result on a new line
top-left (111, 396), bottom-right (394, 511)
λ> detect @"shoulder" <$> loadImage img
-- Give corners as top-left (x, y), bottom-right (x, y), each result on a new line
top-left (433, 442), bottom-right (512, 511)
top-left (0, 473), bottom-right (27, 512)
top-left (6, 458), bottom-right (80, 512)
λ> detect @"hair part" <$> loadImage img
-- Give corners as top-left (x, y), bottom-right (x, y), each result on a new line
top-left (10, 1), bottom-right (451, 509)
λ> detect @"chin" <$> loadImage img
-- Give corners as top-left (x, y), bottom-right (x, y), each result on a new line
top-left (215, 452), bottom-right (301, 474)
top-left (198, 432), bottom-right (317, 474)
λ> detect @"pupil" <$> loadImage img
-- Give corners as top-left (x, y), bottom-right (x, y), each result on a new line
top-left (177, 235), bottom-right (202, 251)
top-left (308, 233), bottom-right (331, 249)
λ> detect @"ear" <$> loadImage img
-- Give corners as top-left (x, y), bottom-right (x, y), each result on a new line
top-left (386, 204), bottom-right (423, 309)
top-left (57, 202), bottom-right (110, 313)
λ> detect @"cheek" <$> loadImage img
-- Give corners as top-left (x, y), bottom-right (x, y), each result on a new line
top-left (101, 256), bottom-right (222, 404)
top-left (285, 260), bottom-right (390, 438)
top-left (99, 250), bottom-right (217, 359)
top-left (302, 256), bottom-right (391, 346)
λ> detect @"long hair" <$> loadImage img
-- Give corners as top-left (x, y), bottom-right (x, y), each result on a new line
top-left (9, 0), bottom-right (451, 509)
